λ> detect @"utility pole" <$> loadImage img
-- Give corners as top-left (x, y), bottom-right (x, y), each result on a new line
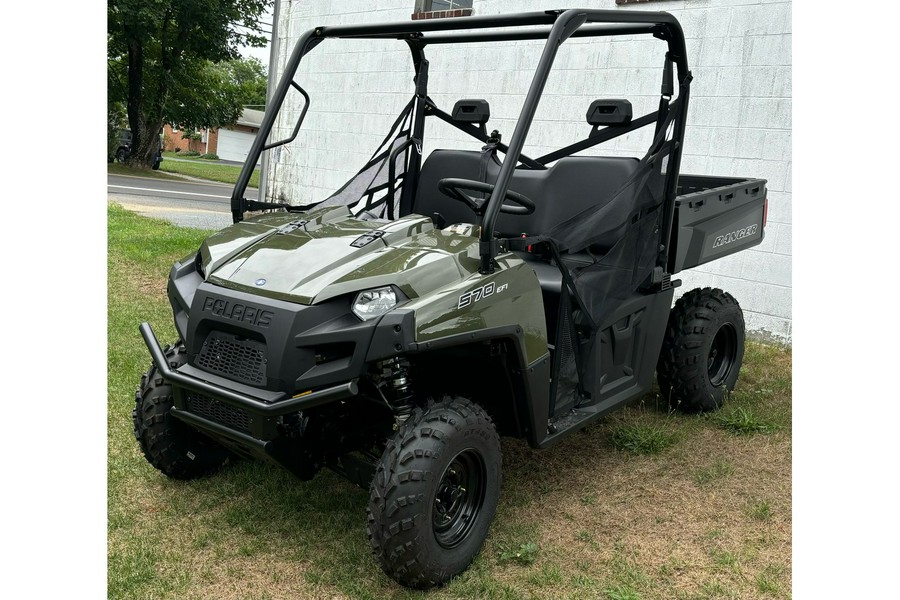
top-left (258, 1), bottom-right (281, 204)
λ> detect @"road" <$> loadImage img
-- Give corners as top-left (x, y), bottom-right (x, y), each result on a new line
top-left (107, 174), bottom-right (258, 230)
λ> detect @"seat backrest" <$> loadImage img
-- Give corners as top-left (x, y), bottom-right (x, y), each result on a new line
top-left (413, 150), bottom-right (640, 241)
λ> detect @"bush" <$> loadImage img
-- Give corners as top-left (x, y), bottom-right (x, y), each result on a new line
top-left (199, 153), bottom-right (219, 160)
top-left (174, 147), bottom-right (181, 153)
top-left (181, 150), bottom-right (201, 157)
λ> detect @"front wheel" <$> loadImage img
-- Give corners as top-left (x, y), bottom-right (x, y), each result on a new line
top-left (367, 397), bottom-right (501, 589)
top-left (657, 287), bottom-right (746, 413)
top-left (133, 342), bottom-right (232, 479)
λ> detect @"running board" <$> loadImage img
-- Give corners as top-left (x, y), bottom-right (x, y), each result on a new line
top-left (537, 382), bottom-right (645, 449)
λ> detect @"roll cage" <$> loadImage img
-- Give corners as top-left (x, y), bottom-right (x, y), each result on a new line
top-left (231, 8), bottom-right (692, 275)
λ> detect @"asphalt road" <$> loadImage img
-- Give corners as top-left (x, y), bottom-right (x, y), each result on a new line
top-left (107, 174), bottom-right (257, 230)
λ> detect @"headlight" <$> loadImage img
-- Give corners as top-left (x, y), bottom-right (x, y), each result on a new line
top-left (352, 286), bottom-right (397, 321)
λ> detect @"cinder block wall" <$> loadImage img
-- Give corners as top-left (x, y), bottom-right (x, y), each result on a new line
top-left (267, 0), bottom-right (792, 342)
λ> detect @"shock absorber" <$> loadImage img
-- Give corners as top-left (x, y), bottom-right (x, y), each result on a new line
top-left (383, 357), bottom-right (415, 423)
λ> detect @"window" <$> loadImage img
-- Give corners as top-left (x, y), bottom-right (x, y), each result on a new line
top-left (421, 0), bottom-right (472, 10)
top-left (412, 0), bottom-right (473, 19)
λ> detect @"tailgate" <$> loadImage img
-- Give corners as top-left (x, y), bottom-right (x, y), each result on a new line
top-left (668, 175), bottom-right (767, 273)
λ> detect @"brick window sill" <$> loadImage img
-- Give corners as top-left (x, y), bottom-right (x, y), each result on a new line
top-left (411, 8), bottom-right (473, 20)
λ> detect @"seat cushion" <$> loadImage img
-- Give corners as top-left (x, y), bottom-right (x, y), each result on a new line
top-left (412, 150), bottom-right (640, 251)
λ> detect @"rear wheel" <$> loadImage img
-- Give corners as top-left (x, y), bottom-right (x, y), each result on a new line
top-left (116, 147), bottom-right (128, 163)
top-left (133, 342), bottom-right (231, 479)
top-left (657, 287), bottom-right (745, 413)
top-left (367, 397), bottom-right (501, 589)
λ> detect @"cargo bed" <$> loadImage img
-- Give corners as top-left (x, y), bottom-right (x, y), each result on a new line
top-left (668, 175), bottom-right (768, 273)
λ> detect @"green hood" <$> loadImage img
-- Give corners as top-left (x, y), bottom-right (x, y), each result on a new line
top-left (200, 206), bottom-right (481, 305)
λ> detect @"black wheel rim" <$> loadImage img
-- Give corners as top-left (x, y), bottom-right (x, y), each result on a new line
top-left (708, 322), bottom-right (737, 387)
top-left (432, 448), bottom-right (486, 549)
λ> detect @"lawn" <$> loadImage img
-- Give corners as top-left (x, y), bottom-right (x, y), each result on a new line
top-left (108, 204), bottom-right (792, 600)
top-left (108, 162), bottom-right (186, 182)
top-left (158, 155), bottom-right (260, 188)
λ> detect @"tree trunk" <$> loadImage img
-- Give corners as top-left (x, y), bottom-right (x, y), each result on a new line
top-left (124, 27), bottom-right (165, 169)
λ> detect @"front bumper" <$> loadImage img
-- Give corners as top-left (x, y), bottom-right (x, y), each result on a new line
top-left (141, 322), bottom-right (360, 460)
top-left (141, 322), bottom-right (359, 420)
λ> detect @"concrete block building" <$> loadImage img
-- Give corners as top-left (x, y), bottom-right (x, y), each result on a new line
top-left (263, 0), bottom-right (792, 342)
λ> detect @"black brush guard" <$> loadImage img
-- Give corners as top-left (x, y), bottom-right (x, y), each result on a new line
top-left (140, 322), bottom-right (359, 477)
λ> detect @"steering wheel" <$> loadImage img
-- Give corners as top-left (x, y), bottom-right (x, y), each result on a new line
top-left (437, 178), bottom-right (536, 217)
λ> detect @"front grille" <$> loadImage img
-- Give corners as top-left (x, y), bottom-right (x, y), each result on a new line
top-left (187, 393), bottom-right (251, 433)
top-left (196, 331), bottom-right (267, 385)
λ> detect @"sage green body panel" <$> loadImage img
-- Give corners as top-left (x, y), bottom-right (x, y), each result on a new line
top-left (404, 257), bottom-right (548, 364)
top-left (198, 206), bottom-right (548, 364)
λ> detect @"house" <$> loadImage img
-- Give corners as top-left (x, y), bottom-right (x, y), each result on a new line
top-left (162, 108), bottom-right (264, 164)
top-left (263, 0), bottom-right (792, 342)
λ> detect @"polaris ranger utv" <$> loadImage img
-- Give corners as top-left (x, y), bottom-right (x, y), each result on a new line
top-left (134, 8), bottom-right (768, 588)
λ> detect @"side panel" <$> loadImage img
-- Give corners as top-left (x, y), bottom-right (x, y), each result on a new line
top-left (405, 256), bottom-right (548, 365)
top-left (669, 176), bottom-right (767, 273)
top-left (402, 254), bottom-right (551, 446)
top-left (584, 288), bottom-right (674, 405)
top-left (534, 288), bottom-right (674, 449)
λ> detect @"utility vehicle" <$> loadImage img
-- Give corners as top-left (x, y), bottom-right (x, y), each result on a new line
top-left (134, 8), bottom-right (768, 588)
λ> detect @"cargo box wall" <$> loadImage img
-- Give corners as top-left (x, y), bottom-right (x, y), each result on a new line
top-left (668, 175), bottom-right (768, 274)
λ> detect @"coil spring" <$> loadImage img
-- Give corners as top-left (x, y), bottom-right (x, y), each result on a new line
top-left (384, 357), bottom-right (414, 423)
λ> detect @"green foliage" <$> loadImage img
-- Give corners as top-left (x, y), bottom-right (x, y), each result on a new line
top-left (181, 150), bottom-right (201, 157)
top-left (611, 422), bottom-right (676, 455)
top-left (715, 407), bottom-right (778, 435)
top-left (108, 0), bottom-right (270, 167)
top-left (219, 57), bottom-right (268, 108)
top-left (200, 153), bottom-right (220, 160)
top-left (498, 542), bottom-right (539, 565)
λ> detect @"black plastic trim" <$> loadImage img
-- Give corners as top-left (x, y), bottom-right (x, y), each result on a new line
top-left (408, 325), bottom-right (551, 445)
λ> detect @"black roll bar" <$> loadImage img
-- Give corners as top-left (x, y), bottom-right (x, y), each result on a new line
top-left (231, 9), bottom-right (691, 273)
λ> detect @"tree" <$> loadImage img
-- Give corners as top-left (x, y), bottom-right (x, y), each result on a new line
top-left (164, 57), bottom-right (266, 131)
top-left (221, 57), bottom-right (268, 109)
top-left (108, 0), bottom-right (270, 168)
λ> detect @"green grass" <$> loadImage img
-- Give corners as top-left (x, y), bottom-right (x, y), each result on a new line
top-left (715, 406), bottom-right (779, 435)
top-left (497, 541), bottom-right (539, 566)
top-left (694, 459), bottom-right (736, 485)
top-left (108, 162), bottom-right (186, 181)
top-left (527, 562), bottom-right (564, 586)
top-left (605, 585), bottom-right (642, 600)
top-left (610, 420), bottom-right (677, 455)
top-left (756, 565), bottom-right (783, 595)
top-left (107, 204), bottom-right (793, 599)
top-left (746, 498), bottom-right (773, 521)
top-left (158, 157), bottom-right (260, 188)
top-left (162, 151), bottom-right (200, 160)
